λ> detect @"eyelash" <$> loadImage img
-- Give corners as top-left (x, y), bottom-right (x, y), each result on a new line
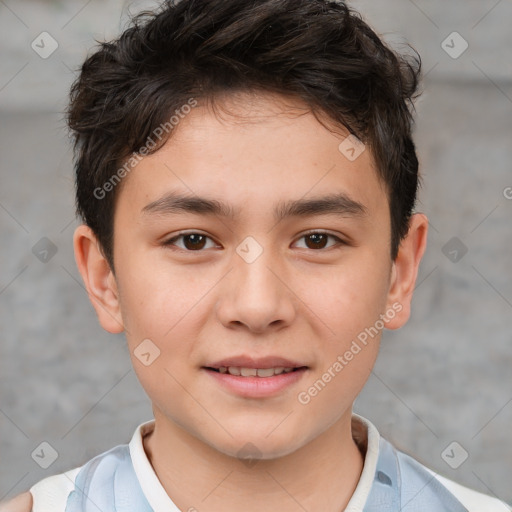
top-left (162, 231), bottom-right (346, 252)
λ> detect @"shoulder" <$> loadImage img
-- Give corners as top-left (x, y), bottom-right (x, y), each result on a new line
top-left (427, 471), bottom-right (511, 512)
top-left (25, 443), bottom-right (140, 512)
top-left (394, 445), bottom-right (511, 511)
top-left (0, 492), bottom-right (32, 512)
top-left (0, 423), bottom-right (152, 512)
top-left (27, 467), bottom-right (81, 512)
top-left (0, 467), bottom-right (81, 512)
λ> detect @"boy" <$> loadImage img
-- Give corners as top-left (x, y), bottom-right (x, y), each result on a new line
top-left (2, 0), bottom-right (510, 510)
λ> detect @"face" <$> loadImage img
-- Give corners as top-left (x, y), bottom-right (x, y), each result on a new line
top-left (76, 92), bottom-right (426, 460)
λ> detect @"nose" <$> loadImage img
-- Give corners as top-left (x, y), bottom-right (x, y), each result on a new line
top-left (215, 245), bottom-right (296, 334)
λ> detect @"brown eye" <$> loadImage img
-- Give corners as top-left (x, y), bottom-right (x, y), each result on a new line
top-left (183, 234), bottom-right (206, 250)
top-left (305, 233), bottom-right (328, 249)
top-left (294, 232), bottom-right (343, 250)
top-left (164, 233), bottom-right (217, 251)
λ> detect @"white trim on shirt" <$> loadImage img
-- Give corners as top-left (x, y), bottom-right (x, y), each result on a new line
top-left (129, 421), bottom-right (182, 511)
top-left (344, 414), bottom-right (381, 512)
top-left (29, 467), bottom-right (81, 512)
top-left (423, 467), bottom-right (511, 512)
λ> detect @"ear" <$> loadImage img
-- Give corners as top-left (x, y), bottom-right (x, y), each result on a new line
top-left (73, 224), bottom-right (124, 334)
top-left (384, 213), bottom-right (428, 329)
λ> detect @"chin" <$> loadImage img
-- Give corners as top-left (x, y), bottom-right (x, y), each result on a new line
top-left (207, 426), bottom-right (308, 462)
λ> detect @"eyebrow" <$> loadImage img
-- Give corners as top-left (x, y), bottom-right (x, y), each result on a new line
top-left (141, 190), bottom-right (367, 222)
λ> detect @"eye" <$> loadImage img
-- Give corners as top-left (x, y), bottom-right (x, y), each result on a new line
top-left (163, 232), bottom-right (218, 251)
top-left (293, 231), bottom-right (344, 250)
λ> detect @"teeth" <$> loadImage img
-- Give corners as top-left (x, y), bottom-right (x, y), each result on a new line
top-left (216, 366), bottom-right (298, 377)
top-left (241, 367), bottom-right (257, 377)
top-left (256, 368), bottom-right (275, 377)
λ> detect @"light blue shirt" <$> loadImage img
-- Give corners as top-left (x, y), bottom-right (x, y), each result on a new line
top-left (64, 435), bottom-right (470, 511)
top-left (28, 416), bottom-right (509, 511)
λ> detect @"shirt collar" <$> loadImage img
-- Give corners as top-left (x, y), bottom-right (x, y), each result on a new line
top-left (129, 414), bottom-right (381, 512)
top-left (344, 414), bottom-right (381, 511)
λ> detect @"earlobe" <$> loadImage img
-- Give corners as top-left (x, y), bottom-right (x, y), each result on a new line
top-left (73, 224), bottom-right (124, 334)
top-left (385, 213), bottom-right (428, 330)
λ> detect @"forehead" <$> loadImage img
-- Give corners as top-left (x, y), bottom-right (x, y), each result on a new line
top-left (116, 91), bottom-right (388, 222)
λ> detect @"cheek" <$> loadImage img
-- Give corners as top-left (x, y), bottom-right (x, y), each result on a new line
top-left (296, 250), bottom-right (391, 338)
top-left (115, 250), bottom-right (209, 339)
top-left (295, 325), bottom-right (379, 439)
top-left (115, 258), bottom-right (218, 403)
top-left (118, 266), bottom-right (204, 404)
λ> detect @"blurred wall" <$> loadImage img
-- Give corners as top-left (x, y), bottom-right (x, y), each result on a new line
top-left (1, 0), bottom-right (511, 504)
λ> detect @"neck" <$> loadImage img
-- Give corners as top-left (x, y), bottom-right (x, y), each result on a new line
top-left (143, 409), bottom-right (365, 512)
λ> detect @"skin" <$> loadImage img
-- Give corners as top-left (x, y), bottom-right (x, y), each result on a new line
top-left (2, 92), bottom-right (427, 512)
top-left (0, 492), bottom-right (32, 512)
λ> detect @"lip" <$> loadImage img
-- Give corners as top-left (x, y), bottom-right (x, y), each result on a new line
top-left (203, 366), bottom-right (308, 398)
top-left (205, 355), bottom-right (306, 369)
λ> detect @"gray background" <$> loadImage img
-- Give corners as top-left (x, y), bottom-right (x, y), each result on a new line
top-left (1, 0), bottom-right (511, 505)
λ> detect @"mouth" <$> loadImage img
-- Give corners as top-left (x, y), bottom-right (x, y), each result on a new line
top-left (203, 355), bottom-right (309, 377)
top-left (202, 356), bottom-right (309, 397)
top-left (204, 366), bottom-right (308, 377)
top-left (202, 365), bottom-right (308, 398)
